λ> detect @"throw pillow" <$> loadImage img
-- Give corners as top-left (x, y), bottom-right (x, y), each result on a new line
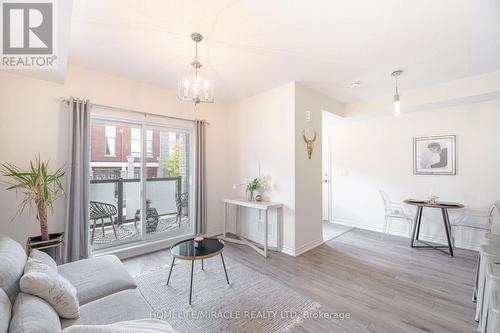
top-left (0, 235), bottom-right (27, 304)
top-left (29, 249), bottom-right (58, 271)
top-left (20, 258), bottom-right (79, 319)
top-left (0, 289), bottom-right (11, 333)
top-left (8, 292), bottom-right (61, 333)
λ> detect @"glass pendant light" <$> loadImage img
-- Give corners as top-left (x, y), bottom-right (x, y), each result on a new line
top-left (391, 70), bottom-right (403, 116)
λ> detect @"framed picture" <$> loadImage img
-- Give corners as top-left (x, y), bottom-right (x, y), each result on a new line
top-left (413, 135), bottom-right (456, 175)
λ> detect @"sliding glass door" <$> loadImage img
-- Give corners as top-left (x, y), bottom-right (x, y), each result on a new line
top-left (89, 115), bottom-right (194, 252)
top-left (143, 126), bottom-right (193, 240)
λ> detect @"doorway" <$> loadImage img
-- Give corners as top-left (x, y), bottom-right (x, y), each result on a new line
top-left (321, 111), bottom-right (353, 241)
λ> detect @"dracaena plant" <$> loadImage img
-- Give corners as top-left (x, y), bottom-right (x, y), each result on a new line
top-left (1, 156), bottom-right (65, 241)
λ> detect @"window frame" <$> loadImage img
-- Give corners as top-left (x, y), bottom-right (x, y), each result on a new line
top-left (146, 129), bottom-right (153, 157)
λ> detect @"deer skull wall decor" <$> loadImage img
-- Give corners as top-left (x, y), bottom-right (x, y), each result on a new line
top-left (302, 130), bottom-right (317, 160)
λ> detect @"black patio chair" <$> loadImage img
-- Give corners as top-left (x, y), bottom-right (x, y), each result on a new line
top-left (89, 201), bottom-right (118, 244)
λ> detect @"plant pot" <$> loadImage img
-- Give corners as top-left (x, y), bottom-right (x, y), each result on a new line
top-left (134, 207), bottom-right (159, 233)
top-left (26, 232), bottom-right (64, 264)
top-left (246, 189), bottom-right (256, 201)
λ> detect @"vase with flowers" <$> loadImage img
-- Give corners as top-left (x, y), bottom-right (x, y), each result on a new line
top-left (246, 178), bottom-right (264, 201)
top-left (428, 192), bottom-right (440, 205)
top-left (233, 176), bottom-right (269, 202)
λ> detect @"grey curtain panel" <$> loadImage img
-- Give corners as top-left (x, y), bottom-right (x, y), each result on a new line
top-left (194, 119), bottom-right (207, 235)
top-left (65, 98), bottom-right (91, 262)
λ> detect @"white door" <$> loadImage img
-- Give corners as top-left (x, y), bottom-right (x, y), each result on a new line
top-left (322, 136), bottom-right (332, 221)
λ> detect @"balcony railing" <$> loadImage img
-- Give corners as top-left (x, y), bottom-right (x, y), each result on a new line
top-left (89, 177), bottom-right (182, 225)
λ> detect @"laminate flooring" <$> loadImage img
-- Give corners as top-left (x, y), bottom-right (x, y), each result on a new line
top-left (123, 228), bottom-right (478, 333)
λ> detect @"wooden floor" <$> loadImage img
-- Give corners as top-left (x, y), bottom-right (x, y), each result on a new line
top-left (123, 228), bottom-right (478, 333)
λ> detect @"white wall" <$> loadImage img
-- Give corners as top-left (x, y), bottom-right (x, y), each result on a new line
top-left (227, 82), bottom-right (343, 256)
top-left (0, 65), bottom-right (232, 245)
top-left (294, 83), bottom-right (343, 254)
top-left (227, 82), bottom-right (296, 252)
top-left (329, 98), bottom-right (500, 250)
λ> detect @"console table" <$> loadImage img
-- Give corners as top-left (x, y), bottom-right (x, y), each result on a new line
top-left (223, 198), bottom-right (282, 257)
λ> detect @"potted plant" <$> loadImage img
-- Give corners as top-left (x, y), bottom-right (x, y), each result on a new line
top-left (134, 199), bottom-right (159, 233)
top-left (246, 177), bottom-right (267, 201)
top-left (1, 156), bottom-right (65, 252)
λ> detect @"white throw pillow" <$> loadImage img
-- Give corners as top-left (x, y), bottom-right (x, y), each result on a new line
top-left (0, 289), bottom-right (11, 333)
top-left (8, 292), bottom-right (61, 333)
top-left (30, 249), bottom-right (58, 271)
top-left (20, 258), bottom-right (79, 319)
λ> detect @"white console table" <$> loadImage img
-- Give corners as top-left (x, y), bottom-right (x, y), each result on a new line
top-left (223, 198), bottom-right (283, 257)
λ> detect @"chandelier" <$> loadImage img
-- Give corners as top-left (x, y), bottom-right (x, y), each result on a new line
top-left (177, 33), bottom-right (214, 105)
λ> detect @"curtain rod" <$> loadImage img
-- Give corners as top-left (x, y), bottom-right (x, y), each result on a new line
top-left (56, 97), bottom-right (210, 125)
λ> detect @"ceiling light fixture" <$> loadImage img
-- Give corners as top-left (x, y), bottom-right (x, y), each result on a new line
top-left (177, 33), bottom-right (214, 105)
top-left (391, 70), bottom-right (403, 116)
top-left (350, 81), bottom-right (361, 89)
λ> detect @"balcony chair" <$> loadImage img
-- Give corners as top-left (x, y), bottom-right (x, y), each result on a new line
top-left (89, 200), bottom-right (118, 244)
top-left (175, 192), bottom-right (189, 226)
top-left (379, 190), bottom-right (414, 240)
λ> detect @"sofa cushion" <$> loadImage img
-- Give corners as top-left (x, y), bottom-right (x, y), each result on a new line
top-left (58, 255), bottom-right (137, 305)
top-left (8, 292), bottom-right (61, 333)
top-left (0, 289), bottom-right (11, 333)
top-left (30, 249), bottom-right (57, 271)
top-left (20, 258), bottom-right (80, 319)
top-left (0, 235), bottom-right (27, 303)
top-left (60, 289), bottom-right (152, 329)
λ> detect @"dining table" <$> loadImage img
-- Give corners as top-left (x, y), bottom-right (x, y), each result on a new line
top-left (404, 199), bottom-right (464, 256)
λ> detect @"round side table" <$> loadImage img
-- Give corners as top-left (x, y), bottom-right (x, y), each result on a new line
top-left (167, 238), bottom-right (229, 304)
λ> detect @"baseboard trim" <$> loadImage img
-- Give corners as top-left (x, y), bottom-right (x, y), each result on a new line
top-left (281, 245), bottom-right (296, 256)
top-left (281, 238), bottom-right (324, 257)
top-left (295, 238), bottom-right (324, 256)
top-left (332, 218), bottom-right (480, 251)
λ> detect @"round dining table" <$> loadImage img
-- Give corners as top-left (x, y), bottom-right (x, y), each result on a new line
top-left (404, 199), bottom-right (464, 256)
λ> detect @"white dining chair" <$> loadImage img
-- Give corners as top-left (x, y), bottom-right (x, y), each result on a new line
top-left (451, 199), bottom-right (500, 246)
top-left (476, 246), bottom-right (500, 325)
top-left (486, 291), bottom-right (500, 333)
top-left (481, 263), bottom-right (500, 332)
top-left (379, 190), bottom-right (414, 239)
top-left (474, 233), bottom-right (500, 303)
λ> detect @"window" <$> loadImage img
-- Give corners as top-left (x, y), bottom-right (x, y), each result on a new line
top-left (146, 130), bottom-right (153, 157)
top-left (131, 128), bottom-right (141, 157)
top-left (104, 125), bottom-right (116, 156)
top-left (168, 132), bottom-right (177, 157)
top-left (131, 129), bottom-right (152, 157)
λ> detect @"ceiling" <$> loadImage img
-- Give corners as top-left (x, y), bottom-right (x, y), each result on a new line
top-left (69, 0), bottom-right (500, 103)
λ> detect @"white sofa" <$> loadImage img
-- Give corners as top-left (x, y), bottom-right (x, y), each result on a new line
top-left (0, 235), bottom-right (153, 331)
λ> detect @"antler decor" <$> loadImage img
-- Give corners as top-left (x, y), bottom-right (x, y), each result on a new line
top-left (302, 130), bottom-right (317, 160)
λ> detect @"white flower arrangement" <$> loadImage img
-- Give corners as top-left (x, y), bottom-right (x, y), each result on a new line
top-left (232, 176), bottom-right (271, 201)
